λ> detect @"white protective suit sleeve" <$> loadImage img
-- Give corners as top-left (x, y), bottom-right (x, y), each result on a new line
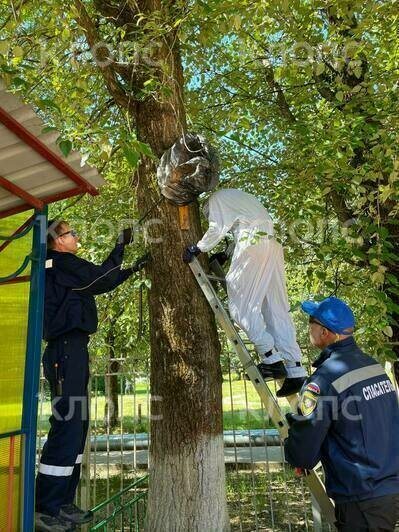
top-left (196, 193), bottom-right (238, 252)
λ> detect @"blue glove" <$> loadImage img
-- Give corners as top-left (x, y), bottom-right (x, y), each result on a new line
top-left (183, 244), bottom-right (201, 263)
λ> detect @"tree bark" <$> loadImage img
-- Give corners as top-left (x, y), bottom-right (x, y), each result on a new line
top-left (132, 15), bottom-right (229, 527)
top-left (104, 329), bottom-right (120, 430)
top-left (74, 1), bottom-right (229, 529)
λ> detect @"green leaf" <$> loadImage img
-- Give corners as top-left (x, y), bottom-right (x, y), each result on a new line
top-left (13, 45), bottom-right (24, 58)
top-left (136, 141), bottom-right (156, 159)
top-left (61, 27), bottom-right (70, 40)
top-left (335, 91), bottom-right (344, 102)
top-left (315, 63), bottom-right (325, 76)
top-left (353, 66), bottom-right (363, 79)
top-left (10, 76), bottom-right (27, 88)
top-left (0, 40), bottom-right (9, 55)
top-left (39, 98), bottom-right (61, 113)
top-left (232, 15), bottom-right (241, 30)
top-left (42, 126), bottom-right (58, 134)
top-left (382, 326), bottom-right (393, 338)
top-left (122, 144), bottom-right (140, 168)
top-left (371, 271), bottom-right (385, 285)
top-left (59, 139), bottom-right (72, 157)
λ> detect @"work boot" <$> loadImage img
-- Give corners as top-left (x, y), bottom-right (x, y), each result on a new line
top-left (256, 361), bottom-right (287, 380)
top-left (35, 512), bottom-right (76, 531)
top-left (276, 377), bottom-right (307, 398)
top-left (60, 503), bottom-right (93, 525)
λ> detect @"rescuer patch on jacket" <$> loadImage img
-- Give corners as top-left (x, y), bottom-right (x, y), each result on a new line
top-left (299, 382), bottom-right (320, 416)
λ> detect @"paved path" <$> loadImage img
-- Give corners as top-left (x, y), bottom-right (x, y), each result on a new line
top-left (86, 446), bottom-right (285, 471)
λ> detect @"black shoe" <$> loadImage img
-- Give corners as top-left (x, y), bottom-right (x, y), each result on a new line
top-left (257, 361), bottom-right (288, 380)
top-left (35, 512), bottom-right (76, 531)
top-left (60, 503), bottom-right (93, 525)
top-left (276, 377), bottom-right (307, 397)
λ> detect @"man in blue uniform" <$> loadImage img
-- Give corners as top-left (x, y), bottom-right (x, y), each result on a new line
top-left (35, 220), bottom-right (147, 532)
top-left (284, 296), bottom-right (399, 531)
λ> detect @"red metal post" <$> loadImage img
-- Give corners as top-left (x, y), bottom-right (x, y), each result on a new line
top-left (0, 275), bottom-right (31, 286)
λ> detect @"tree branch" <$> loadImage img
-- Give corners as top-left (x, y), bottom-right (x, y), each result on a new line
top-left (263, 65), bottom-right (296, 123)
top-left (73, 0), bottom-right (133, 111)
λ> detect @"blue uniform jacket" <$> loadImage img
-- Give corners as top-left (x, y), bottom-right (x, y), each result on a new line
top-left (284, 337), bottom-right (399, 503)
top-left (43, 244), bottom-right (133, 341)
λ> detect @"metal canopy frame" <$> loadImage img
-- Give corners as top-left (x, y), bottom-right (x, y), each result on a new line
top-left (0, 104), bottom-right (99, 220)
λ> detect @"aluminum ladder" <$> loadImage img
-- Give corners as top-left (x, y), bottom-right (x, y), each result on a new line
top-left (189, 257), bottom-right (336, 527)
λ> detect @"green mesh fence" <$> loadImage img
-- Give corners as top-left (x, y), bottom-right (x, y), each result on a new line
top-left (89, 476), bottom-right (148, 531)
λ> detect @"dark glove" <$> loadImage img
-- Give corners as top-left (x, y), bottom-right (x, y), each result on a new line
top-left (183, 244), bottom-right (201, 263)
top-left (209, 251), bottom-right (228, 266)
top-left (285, 412), bottom-right (297, 427)
top-left (132, 253), bottom-right (149, 272)
top-left (118, 228), bottom-right (134, 245)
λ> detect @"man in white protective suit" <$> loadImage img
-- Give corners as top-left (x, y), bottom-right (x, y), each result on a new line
top-left (183, 188), bottom-right (307, 397)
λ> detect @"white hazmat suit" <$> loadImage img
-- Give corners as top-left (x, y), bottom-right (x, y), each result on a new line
top-left (197, 189), bottom-right (305, 379)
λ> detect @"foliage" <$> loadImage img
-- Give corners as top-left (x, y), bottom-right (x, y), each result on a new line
top-left (183, 0), bottom-right (399, 361)
top-left (0, 0), bottom-right (398, 368)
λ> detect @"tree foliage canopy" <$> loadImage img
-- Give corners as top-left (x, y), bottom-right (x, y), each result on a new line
top-left (1, 0), bottom-right (398, 364)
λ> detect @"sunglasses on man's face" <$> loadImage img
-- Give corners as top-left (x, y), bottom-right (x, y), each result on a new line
top-left (309, 317), bottom-right (327, 327)
top-left (58, 229), bottom-right (78, 238)
top-left (309, 317), bottom-right (332, 332)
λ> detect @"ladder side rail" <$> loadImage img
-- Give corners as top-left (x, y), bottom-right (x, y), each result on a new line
top-left (190, 258), bottom-right (288, 436)
top-left (189, 258), bottom-right (336, 527)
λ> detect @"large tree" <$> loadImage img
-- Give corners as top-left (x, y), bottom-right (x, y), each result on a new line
top-left (72, 2), bottom-right (229, 529)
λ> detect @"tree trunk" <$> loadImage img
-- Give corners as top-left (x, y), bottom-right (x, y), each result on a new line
top-left (132, 5), bottom-right (229, 530)
top-left (104, 361), bottom-right (120, 430)
top-left (134, 66), bottom-right (229, 532)
top-left (104, 328), bottom-right (120, 429)
top-left (139, 195), bottom-right (229, 531)
top-left (74, 1), bottom-right (229, 527)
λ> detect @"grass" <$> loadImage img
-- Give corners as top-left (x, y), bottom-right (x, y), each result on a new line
top-left (81, 469), bottom-right (329, 532)
top-left (226, 469), bottom-right (329, 531)
top-left (37, 376), bottom-right (292, 435)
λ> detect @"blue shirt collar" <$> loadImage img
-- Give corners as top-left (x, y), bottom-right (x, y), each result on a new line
top-left (313, 336), bottom-right (356, 368)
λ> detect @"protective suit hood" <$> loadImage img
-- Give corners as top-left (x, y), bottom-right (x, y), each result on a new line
top-left (197, 188), bottom-right (274, 253)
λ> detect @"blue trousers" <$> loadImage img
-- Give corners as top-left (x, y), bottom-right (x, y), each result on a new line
top-left (35, 330), bottom-right (90, 516)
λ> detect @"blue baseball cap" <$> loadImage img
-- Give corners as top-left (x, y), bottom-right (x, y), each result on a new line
top-left (301, 296), bottom-right (355, 335)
